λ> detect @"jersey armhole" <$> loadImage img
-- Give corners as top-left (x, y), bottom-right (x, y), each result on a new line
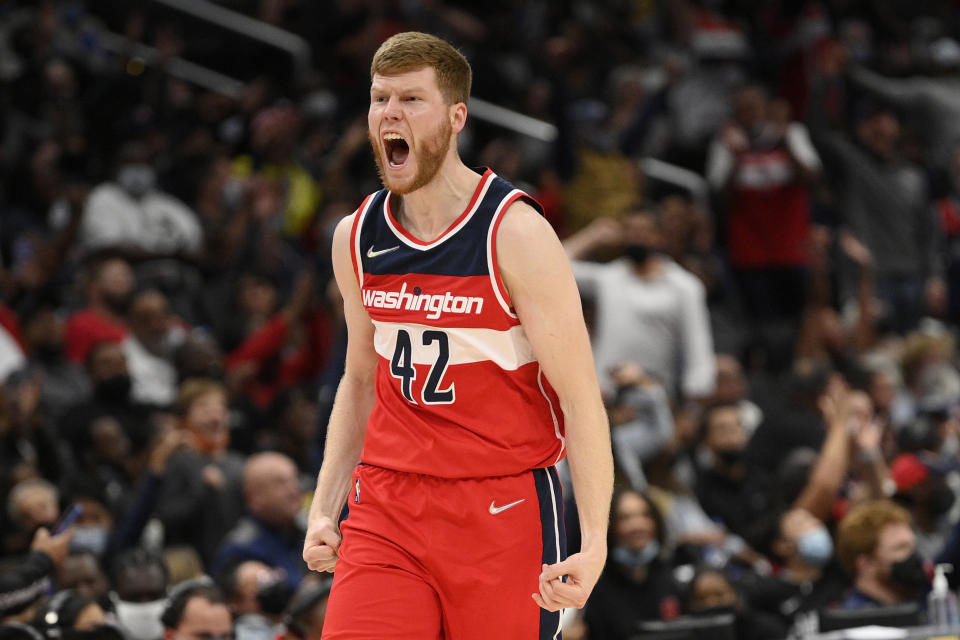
top-left (349, 194), bottom-right (375, 288)
top-left (487, 192), bottom-right (543, 318)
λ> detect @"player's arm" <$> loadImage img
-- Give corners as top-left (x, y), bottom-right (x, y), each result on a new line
top-left (497, 201), bottom-right (614, 611)
top-left (303, 213), bottom-right (379, 572)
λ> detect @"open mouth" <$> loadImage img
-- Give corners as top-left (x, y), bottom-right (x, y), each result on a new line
top-left (383, 132), bottom-right (410, 168)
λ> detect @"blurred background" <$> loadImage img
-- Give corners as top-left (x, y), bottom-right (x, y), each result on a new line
top-left (4, 1), bottom-right (960, 639)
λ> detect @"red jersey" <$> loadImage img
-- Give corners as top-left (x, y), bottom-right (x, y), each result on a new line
top-left (349, 169), bottom-right (566, 478)
top-left (727, 146), bottom-right (810, 268)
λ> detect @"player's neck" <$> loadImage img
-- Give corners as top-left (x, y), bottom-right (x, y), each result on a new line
top-left (393, 159), bottom-right (482, 242)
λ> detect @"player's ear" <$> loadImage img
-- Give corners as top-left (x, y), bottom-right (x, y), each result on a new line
top-left (450, 102), bottom-right (467, 134)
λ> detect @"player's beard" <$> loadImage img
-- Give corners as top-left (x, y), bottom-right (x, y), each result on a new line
top-left (371, 117), bottom-right (452, 195)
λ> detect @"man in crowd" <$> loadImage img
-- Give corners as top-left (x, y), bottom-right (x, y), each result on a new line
top-left (563, 208), bottom-right (716, 401)
top-left (214, 452), bottom-right (306, 589)
top-left (835, 500), bottom-right (929, 608)
top-left (160, 581), bottom-right (233, 640)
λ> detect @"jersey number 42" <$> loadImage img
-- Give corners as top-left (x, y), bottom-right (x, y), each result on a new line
top-left (390, 329), bottom-right (455, 405)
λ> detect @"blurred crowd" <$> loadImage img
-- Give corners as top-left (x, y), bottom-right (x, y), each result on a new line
top-left (4, 0), bottom-right (960, 639)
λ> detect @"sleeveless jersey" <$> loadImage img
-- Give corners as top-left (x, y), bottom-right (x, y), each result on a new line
top-left (349, 169), bottom-right (566, 478)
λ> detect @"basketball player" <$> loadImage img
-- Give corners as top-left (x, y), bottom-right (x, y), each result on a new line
top-left (303, 32), bottom-right (613, 638)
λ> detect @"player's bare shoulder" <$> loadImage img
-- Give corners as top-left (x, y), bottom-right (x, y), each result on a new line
top-left (496, 199), bottom-right (562, 264)
top-left (496, 198), bottom-right (572, 305)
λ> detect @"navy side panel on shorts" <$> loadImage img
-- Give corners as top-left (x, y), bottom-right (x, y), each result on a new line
top-left (534, 466), bottom-right (567, 640)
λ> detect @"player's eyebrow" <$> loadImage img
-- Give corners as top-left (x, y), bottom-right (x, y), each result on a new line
top-left (371, 84), bottom-right (428, 94)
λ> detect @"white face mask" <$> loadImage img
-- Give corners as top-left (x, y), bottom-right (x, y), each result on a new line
top-left (112, 596), bottom-right (166, 640)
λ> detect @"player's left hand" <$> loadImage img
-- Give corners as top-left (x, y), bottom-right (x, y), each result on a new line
top-left (532, 545), bottom-right (606, 611)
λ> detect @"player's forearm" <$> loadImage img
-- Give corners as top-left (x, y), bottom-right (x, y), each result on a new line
top-left (309, 376), bottom-right (376, 522)
top-left (563, 399), bottom-right (614, 553)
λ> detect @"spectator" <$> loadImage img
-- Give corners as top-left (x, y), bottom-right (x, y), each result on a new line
top-left (0, 371), bottom-right (71, 504)
top-left (258, 385), bottom-right (320, 476)
top-left (694, 403), bottom-right (772, 539)
top-left (224, 271), bottom-right (330, 411)
top-left (4, 479), bottom-right (60, 556)
top-left (57, 552), bottom-right (109, 607)
top-left (108, 548), bottom-right (169, 640)
top-left (753, 508), bottom-right (849, 622)
top-left (835, 499), bottom-right (928, 608)
top-left (584, 490), bottom-right (682, 640)
top-left (156, 380), bottom-right (244, 565)
top-left (0, 526), bottom-right (73, 625)
top-left (36, 590), bottom-right (108, 637)
top-left (79, 141), bottom-right (203, 260)
top-left (687, 567), bottom-right (788, 640)
top-left (889, 453), bottom-right (955, 560)
top-left (122, 289), bottom-right (184, 408)
top-left (606, 362), bottom-right (674, 491)
top-left (213, 452), bottom-right (306, 589)
top-left (220, 559), bottom-right (288, 640)
top-left (159, 580), bottom-right (233, 640)
top-left (706, 85), bottom-right (822, 370)
top-left (19, 300), bottom-right (89, 421)
top-left (64, 340), bottom-right (154, 455)
top-left (63, 256), bottom-right (133, 365)
top-left (280, 581), bottom-right (331, 640)
top-left (817, 103), bottom-right (942, 333)
top-left (709, 353), bottom-right (763, 436)
top-left (563, 209), bottom-right (716, 401)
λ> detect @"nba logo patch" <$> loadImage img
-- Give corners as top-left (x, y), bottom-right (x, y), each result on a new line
top-left (354, 478), bottom-right (361, 504)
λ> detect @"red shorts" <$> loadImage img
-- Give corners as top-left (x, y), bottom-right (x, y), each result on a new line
top-left (322, 464), bottom-right (567, 639)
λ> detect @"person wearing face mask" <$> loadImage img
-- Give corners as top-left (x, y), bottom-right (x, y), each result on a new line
top-left (688, 568), bottom-right (787, 640)
top-left (21, 301), bottom-right (90, 422)
top-left (156, 379), bottom-right (244, 565)
top-left (693, 403), bottom-right (772, 539)
top-left (889, 453), bottom-right (956, 561)
top-left (108, 549), bottom-right (170, 640)
top-left (63, 340), bottom-right (154, 456)
top-left (835, 499), bottom-right (929, 609)
top-left (79, 142), bottom-right (202, 262)
top-left (751, 508), bottom-right (849, 623)
top-left (562, 208), bottom-right (716, 402)
top-left (584, 490), bottom-right (682, 640)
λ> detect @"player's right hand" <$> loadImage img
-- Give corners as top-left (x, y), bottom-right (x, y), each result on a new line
top-left (302, 516), bottom-right (341, 572)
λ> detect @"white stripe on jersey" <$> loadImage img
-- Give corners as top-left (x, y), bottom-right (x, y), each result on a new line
top-left (371, 320), bottom-right (537, 370)
top-left (486, 187), bottom-right (522, 318)
top-left (353, 196), bottom-right (378, 287)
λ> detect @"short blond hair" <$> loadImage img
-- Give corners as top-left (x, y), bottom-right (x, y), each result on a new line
top-left (177, 378), bottom-right (227, 415)
top-left (836, 500), bottom-right (912, 576)
top-left (371, 31), bottom-right (472, 105)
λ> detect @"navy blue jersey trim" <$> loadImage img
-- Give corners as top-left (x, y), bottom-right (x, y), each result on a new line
top-left (534, 467), bottom-right (566, 640)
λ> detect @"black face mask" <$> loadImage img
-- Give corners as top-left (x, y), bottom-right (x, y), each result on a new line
top-left (94, 374), bottom-right (131, 403)
top-left (890, 552), bottom-right (928, 591)
top-left (716, 448), bottom-right (744, 466)
top-left (928, 482), bottom-right (956, 517)
top-left (257, 578), bottom-right (296, 616)
top-left (623, 243), bottom-right (654, 264)
top-left (103, 292), bottom-right (132, 316)
top-left (34, 342), bottom-right (64, 363)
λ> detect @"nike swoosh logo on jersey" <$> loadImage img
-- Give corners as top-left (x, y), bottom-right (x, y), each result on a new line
top-left (488, 499), bottom-right (525, 515)
top-left (367, 244), bottom-right (400, 258)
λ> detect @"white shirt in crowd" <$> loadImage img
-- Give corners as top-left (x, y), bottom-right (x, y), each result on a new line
top-left (571, 257), bottom-right (716, 400)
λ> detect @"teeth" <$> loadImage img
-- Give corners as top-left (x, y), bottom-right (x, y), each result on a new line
top-left (383, 133), bottom-right (404, 141)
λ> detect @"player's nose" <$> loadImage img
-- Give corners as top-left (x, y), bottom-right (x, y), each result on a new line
top-left (383, 95), bottom-right (402, 120)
